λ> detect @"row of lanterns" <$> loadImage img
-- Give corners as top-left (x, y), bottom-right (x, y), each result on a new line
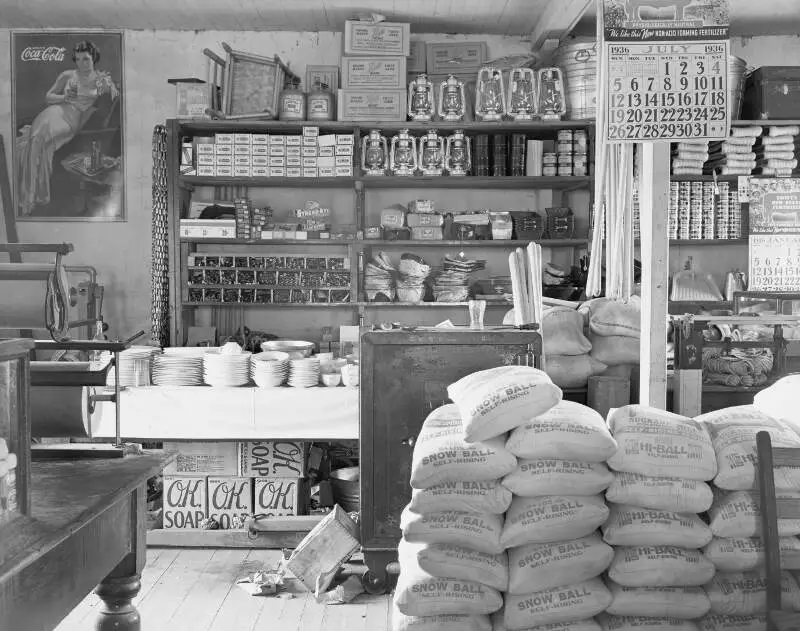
top-left (361, 129), bottom-right (471, 177)
top-left (408, 66), bottom-right (567, 122)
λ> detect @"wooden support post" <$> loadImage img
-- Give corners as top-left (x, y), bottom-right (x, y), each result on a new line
top-left (638, 143), bottom-right (671, 408)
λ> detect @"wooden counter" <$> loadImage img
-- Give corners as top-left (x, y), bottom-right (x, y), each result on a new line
top-left (0, 451), bottom-right (172, 631)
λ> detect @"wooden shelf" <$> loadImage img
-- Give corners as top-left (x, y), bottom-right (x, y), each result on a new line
top-left (360, 175), bottom-right (593, 189)
top-left (180, 175), bottom-right (355, 188)
top-left (183, 301), bottom-right (513, 309)
top-left (362, 302), bottom-right (511, 308)
top-left (669, 239), bottom-right (747, 246)
top-left (182, 237), bottom-right (353, 246)
top-left (670, 175), bottom-right (740, 182)
top-left (364, 239), bottom-right (588, 247)
top-left (733, 119), bottom-right (800, 127)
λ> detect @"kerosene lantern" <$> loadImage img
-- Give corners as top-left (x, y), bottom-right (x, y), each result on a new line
top-left (390, 129), bottom-right (418, 177)
top-left (475, 66), bottom-right (506, 121)
top-left (445, 130), bottom-right (471, 177)
top-left (507, 67), bottom-right (537, 121)
top-left (418, 129), bottom-right (445, 177)
top-left (408, 73), bottom-right (435, 122)
top-left (537, 67), bottom-right (567, 121)
top-left (438, 75), bottom-right (466, 122)
top-left (360, 130), bottom-right (388, 176)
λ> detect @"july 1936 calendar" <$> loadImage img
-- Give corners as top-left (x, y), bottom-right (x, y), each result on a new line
top-left (602, 0), bottom-right (731, 143)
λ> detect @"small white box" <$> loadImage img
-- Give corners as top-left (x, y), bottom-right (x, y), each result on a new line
top-left (335, 155), bottom-right (353, 167)
top-left (252, 166), bottom-right (269, 177)
top-left (252, 145), bottom-right (269, 156)
top-left (163, 475), bottom-right (207, 529)
top-left (302, 146), bottom-right (317, 157)
top-left (287, 167), bottom-right (303, 178)
top-left (214, 145), bottom-right (233, 156)
top-left (303, 167), bottom-right (318, 178)
top-left (335, 165), bottom-right (353, 177)
top-left (286, 146), bottom-right (302, 157)
top-left (214, 155), bottom-right (233, 167)
top-left (251, 134), bottom-right (269, 144)
top-left (197, 165), bottom-right (215, 176)
top-left (207, 477), bottom-right (253, 530)
top-left (318, 146), bottom-right (335, 158)
top-left (335, 145), bottom-right (354, 156)
top-left (270, 135), bottom-right (286, 145)
top-left (303, 157), bottom-right (318, 168)
top-left (270, 167), bottom-right (286, 177)
top-left (234, 145), bottom-right (251, 155)
top-left (270, 146), bottom-right (286, 157)
top-left (198, 154), bottom-right (214, 166)
top-left (215, 133), bottom-right (234, 144)
top-left (317, 156), bottom-right (335, 168)
top-left (319, 166), bottom-right (335, 177)
top-left (303, 126), bottom-right (320, 137)
top-left (286, 156), bottom-right (302, 167)
top-left (216, 165), bottom-right (233, 177)
top-left (196, 142), bottom-right (215, 154)
top-left (233, 133), bottom-right (251, 144)
top-left (302, 136), bottom-right (318, 147)
top-left (336, 134), bottom-right (355, 145)
top-left (286, 136), bottom-right (302, 147)
top-left (164, 441), bottom-right (239, 475)
top-left (254, 477), bottom-right (303, 517)
top-left (234, 166), bottom-right (251, 177)
top-left (317, 134), bottom-right (337, 147)
top-left (270, 156), bottom-right (286, 167)
top-left (252, 156), bottom-right (269, 167)
top-left (234, 155), bottom-right (251, 166)
top-left (238, 441), bottom-right (306, 477)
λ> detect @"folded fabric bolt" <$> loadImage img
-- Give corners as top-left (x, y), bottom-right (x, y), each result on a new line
top-left (718, 166), bottom-right (754, 175)
top-left (761, 135), bottom-right (798, 146)
top-left (712, 142), bottom-right (756, 154)
top-left (707, 158), bottom-right (756, 168)
top-left (716, 136), bottom-right (757, 146)
top-left (672, 168), bottom-right (705, 175)
top-left (754, 167), bottom-right (795, 176)
top-left (672, 159), bottom-right (706, 169)
top-left (757, 158), bottom-right (798, 169)
top-left (673, 151), bottom-right (709, 161)
top-left (755, 150), bottom-right (796, 160)
top-left (767, 126), bottom-right (800, 136)
top-left (675, 141), bottom-right (710, 151)
top-left (730, 126), bottom-right (763, 137)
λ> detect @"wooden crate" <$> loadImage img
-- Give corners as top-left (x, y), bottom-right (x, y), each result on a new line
top-left (163, 475), bottom-right (207, 529)
top-left (239, 440), bottom-right (305, 477)
top-left (207, 476), bottom-right (252, 529)
top-left (286, 504), bottom-right (360, 593)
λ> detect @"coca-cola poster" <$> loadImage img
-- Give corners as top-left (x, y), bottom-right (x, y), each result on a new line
top-left (11, 31), bottom-right (125, 221)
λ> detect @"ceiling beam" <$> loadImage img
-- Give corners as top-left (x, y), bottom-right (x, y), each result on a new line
top-left (529, 0), bottom-right (593, 54)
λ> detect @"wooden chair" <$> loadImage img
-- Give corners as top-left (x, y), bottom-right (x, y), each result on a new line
top-left (756, 431), bottom-right (800, 631)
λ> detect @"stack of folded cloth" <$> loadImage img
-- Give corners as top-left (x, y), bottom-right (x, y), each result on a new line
top-left (754, 125), bottom-right (800, 176)
top-left (672, 141), bottom-right (709, 176)
top-left (706, 126), bottom-right (761, 176)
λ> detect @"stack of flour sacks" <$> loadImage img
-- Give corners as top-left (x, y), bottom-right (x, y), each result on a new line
top-left (602, 405), bottom-right (718, 631)
top-left (698, 405), bottom-right (800, 631)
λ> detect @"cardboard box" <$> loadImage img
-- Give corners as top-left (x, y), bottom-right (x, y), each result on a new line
top-left (164, 441), bottom-right (239, 475)
top-left (335, 145), bottom-right (354, 156)
top-left (216, 166), bottom-right (233, 177)
top-left (335, 165), bottom-right (353, 177)
top-left (270, 167), bottom-right (286, 177)
top-left (319, 166), bottom-right (335, 178)
top-left (207, 476), bottom-right (253, 530)
top-left (252, 145), bottom-right (269, 155)
top-left (342, 56), bottom-right (407, 90)
top-left (286, 136), bottom-right (302, 147)
top-left (234, 166), bottom-right (251, 177)
top-left (343, 20), bottom-right (410, 56)
top-left (408, 40), bottom-right (427, 73)
top-left (198, 154), bottom-right (214, 166)
top-left (306, 65), bottom-right (340, 93)
top-left (214, 155), bottom-right (233, 167)
top-left (318, 134), bottom-right (337, 147)
top-left (163, 475), bottom-right (207, 529)
top-left (270, 156), bottom-right (286, 167)
top-left (302, 136), bottom-right (318, 147)
top-left (426, 42), bottom-right (487, 76)
top-left (269, 146), bottom-right (286, 157)
top-left (251, 134), bottom-right (269, 144)
top-left (253, 477), bottom-right (303, 517)
top-left (303, 168), bottom-right (319, 178)
top-left (252, 156), bottom-right (269, 167)
top-left (179, 219), bottom-right (237, 239)
top-left (270, 135), bottom-right (286, 145)
top-left (234, 145), bottom-right (250, 155)
top-left (196, 142), bottom-right (215, 154)
top-left (336, 134), bottom-right (355, 145)
top-left (214, 144), bottom-right (233, 156)
top-left (239, 441), bottom-right (306, 477)
top-left (318, 146), bottom-right (335, 157)
top-left (197, 165), bottom-right (215, 177)
top-left (303, 126), bottom-right (320, 137)
top-left (303, 157), bottom-right (318, 168)
top-left (252, 166), bottom-right (269, 177)
top-left (287, 167), bottom-right (302, 178)
top-left (335, 155), bottom-right (353, 167)
top-left (302, 146), bottom-right (318, 157)
top-left (317, 157), bottom-right (335, 168)
top-left (234, 133), bottom-right (251, 144)
top-left (215, 133), bottom-right (234, 144)
top-left (234, 155), bottom-right (251, 166)
top-left (286, 146), bottom-right (302, 157)
top-left (286, 156), bottom-right (302, 167)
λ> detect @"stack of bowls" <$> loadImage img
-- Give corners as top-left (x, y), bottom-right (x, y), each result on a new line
top-left (261, 340), bottom-right (314, 359)
top-left (202, 349), bottom-right (252, 387)
top-left (251, 351), bottom-right (290, 387)
top-left (288, 357), bottom-right (321, 388)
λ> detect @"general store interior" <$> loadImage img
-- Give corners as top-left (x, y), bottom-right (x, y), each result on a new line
top-left (3, 1), bottom-right (800, 630)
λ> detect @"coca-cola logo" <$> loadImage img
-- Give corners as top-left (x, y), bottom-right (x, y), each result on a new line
top-left (21, 47), bottom-right (67, 62)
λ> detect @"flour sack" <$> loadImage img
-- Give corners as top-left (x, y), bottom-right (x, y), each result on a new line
top-left (401, 506), bottom-right (503, 555)
top-left (447, 366), bottom-right (562, 442)
top-left (598, 615), bottom-right (699, 631)
top-left (392, 608), bottom-right (491, 631)
top-left (606, 584), bottom-right (711, 619)
top-left (398, 539), bottom-right (508, 592)
top-left (601, 504), bottom-right (712, 548)
top-left (507, 532), bottom-right (613, 594)
top-left (410, 404), bottom-right (517, 489)
top-left (545, 355), bottom-right (607, 389)
top-left (703, 536), bottom-right (800, 572)
top-left (503, 578), bottom-right (612, 630)
top-left (697, 614), bottom-right (767, 631)
top-left (607, 405), bottom-right (717, 481)
top-left (589, 334), bottom-right (640, 366)
top-left (502, 459), bottom-right (614, 497)
top-left (607, 546), bottom-right (715, 587)
top-left (542, 307), bottom-right (593, 356)
top-left (706, 569), bottom-right (800, 616)
top-left (708, 490), bottom-right (800, 538)
top-left (505, 400), bottom-right (617, 463)
top-left (605, 473), bottom-right (713, 513)
top-left (409, 480), bottom-right (512, 515)
top-left (491, 610), bottom-right (602, 631)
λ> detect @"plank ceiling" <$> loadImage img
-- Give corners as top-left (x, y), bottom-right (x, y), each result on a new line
top-left (1, 0), bottom-right (799, 36)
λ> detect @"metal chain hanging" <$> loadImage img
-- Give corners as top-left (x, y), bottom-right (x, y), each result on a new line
top-left (151, 125), bottom-right (170, 347)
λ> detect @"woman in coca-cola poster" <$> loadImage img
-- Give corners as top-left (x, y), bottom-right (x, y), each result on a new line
top-left (12, 31), bottom-right (124, 221)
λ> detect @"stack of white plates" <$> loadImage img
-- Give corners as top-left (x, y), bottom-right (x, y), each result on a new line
top-left (152, 354), bottom-right (203, 386)
top-left (288, 357), bottom-right (321, 388)
top-left (105, 346), bottom-right (161, 387)
top-left (203, 351), bottom-right (252, 387)
top-left (251, 351), bottom-right (290, 388)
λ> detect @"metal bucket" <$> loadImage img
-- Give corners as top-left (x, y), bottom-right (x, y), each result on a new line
top-left (552, 38), bottom-right (598, 121)
top-left (728, 55), bottom-right (748, 120)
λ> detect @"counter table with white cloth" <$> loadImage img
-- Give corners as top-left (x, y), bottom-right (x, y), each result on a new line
top-left (85, 385), bottom-right (359, 440)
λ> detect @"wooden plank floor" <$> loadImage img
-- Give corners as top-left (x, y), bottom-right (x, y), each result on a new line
top-left (54, 547), bottom-right (392, 631)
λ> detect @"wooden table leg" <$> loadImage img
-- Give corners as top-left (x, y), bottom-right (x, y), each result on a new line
top-left (94, 483), bottom-right (147, 631)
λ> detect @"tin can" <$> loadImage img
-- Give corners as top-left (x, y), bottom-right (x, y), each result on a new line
top-left (543, 152), bottom-right (557, 166)
top-left (557, 129), bottom-right (574, 142)
top-left (543, 165), bottom-right (558, 176)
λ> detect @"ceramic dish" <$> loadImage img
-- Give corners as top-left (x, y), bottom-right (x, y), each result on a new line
top-left (261, 340), bottom-right (314, 359)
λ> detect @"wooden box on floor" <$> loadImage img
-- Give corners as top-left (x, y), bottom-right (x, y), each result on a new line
top-left (286, 504), bottom-right (360, 594)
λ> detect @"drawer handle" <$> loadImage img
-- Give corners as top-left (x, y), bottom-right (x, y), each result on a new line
top-left (401, 436), bottom-right (416, 447)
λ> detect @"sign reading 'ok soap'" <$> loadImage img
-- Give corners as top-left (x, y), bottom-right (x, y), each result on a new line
top-left (239, 441), bottom-right (306, 477)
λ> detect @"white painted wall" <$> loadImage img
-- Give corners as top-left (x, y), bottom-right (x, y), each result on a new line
top-left (0, 30), bottom-right (799, 338)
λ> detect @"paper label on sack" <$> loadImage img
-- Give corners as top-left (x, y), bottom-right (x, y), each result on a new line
top-left (601, 0), bottom-right (730, 143)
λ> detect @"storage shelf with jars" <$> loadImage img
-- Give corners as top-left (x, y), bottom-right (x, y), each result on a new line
top-left (166, 116), bottom-right (593, 344)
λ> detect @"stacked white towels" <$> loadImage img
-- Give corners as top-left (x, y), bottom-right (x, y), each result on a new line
top-left (672, 141), bottom-right (709, 177)
top-left (754, 126), bottom-right (799, 177)
top-left (706, 126), bottom-right (761, 176)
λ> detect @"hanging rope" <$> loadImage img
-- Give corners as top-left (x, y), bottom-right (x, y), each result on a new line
top-left (151, 125), bottom-right (170, 347)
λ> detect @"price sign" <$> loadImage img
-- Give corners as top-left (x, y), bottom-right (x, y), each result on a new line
top-left (602, 0), bottom-right (730, 143)
top-left (749, 234), bottom-right (800, 291)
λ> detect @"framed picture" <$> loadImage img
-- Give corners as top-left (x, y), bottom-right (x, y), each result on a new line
top-left (11, 31), bottom-right (125, 221)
